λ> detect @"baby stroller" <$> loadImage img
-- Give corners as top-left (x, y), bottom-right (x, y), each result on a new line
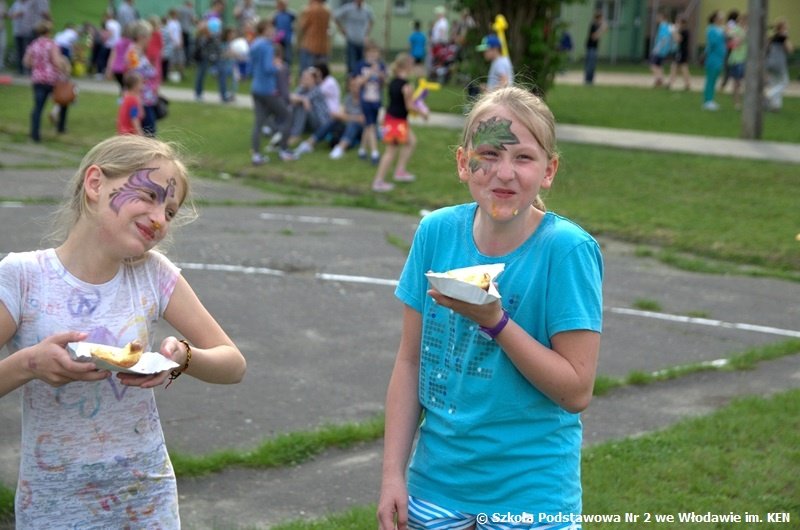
top-left (429, 42), bottom-right (458, 84)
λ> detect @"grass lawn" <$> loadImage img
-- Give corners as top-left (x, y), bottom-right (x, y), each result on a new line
top-left (268, 389), bottom-right (800, 530)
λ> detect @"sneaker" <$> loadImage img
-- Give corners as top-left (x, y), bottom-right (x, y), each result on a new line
top-left (371, 181), bottom-right (395, 192)
top-left (278, 149), bottom-right (297, 161)
top-left (358, 148), bottom-right (367, 160)
top-left (329, 145), bottom-right (344, 160)
top-left (371, 151), bottom-right (381, 165)
top-left (294, 141), bottom-right (313, 156)
top-left (702, 101), bottom-right (720, 111)
top-left (394, 171), bottom-right (416, 182)
top-left (251, 153), bottom-right (268, 166)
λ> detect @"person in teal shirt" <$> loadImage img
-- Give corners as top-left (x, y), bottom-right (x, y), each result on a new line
top-left (703, 10), bottom-right (727, 110)
top-left (378, 86), bottom-right (603, 529)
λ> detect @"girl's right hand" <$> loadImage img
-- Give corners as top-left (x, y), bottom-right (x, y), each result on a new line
top-left (24, 331), bottom-right (110, 387)
top-left (377, 477), bottom-right (409, 530)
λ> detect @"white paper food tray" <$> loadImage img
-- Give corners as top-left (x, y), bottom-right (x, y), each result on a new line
top-left (425, 263), bottom-right (504, 305)
top-left (67, 342), bottom-right (180, 374)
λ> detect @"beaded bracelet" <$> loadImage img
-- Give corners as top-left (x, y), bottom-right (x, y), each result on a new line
top-left (166, 339), bottom-right (192, 388)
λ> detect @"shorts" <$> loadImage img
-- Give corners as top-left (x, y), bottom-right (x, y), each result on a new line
top-left (729, 62), bottom-right (745, 80)
top-left (361, 100), bottom-right (381, 126)
top-left (382, 115), bottom-right (409, 145)
top-left (407, 496), bottom-right (582, 530)
top-left (649, 53), bottom-right (667, 66)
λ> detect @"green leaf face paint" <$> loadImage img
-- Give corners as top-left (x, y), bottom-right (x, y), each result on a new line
top-left (468, 116), bottom-right (520, 172)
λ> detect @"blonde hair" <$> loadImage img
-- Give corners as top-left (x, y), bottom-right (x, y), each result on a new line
top-left (390, 52), bottom-right (412, 76)
top-left (48, 135), bottom-right (196, 245)
top-left (128, 19), bottom-right (153, 42)
top-left (461, 86), bottom-right (559, 211)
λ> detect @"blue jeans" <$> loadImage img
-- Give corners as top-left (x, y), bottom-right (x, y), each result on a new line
top-left (217, 60), bottom-right (235, 101)
top-left (584, 47), bottom-right (598, 84)
top-left (194, 59), bottom-right (216, 98)
top-left (31, 83), bottom-right (67, 142)
top-left (298, 49), bottom-right (327, 77)
top-left (313, 119), bottom-right (362, 147)
top-left (142, 105), bottom-right (157, 136)
top-left (345, 41), bottom-right (364, 76)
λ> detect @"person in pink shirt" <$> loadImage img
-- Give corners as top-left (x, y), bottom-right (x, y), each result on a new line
top-left (23, 21), bottom-right (69, 142)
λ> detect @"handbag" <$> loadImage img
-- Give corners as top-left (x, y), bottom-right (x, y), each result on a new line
top-left (53, 79), bottom-right (77, 106)
top-left (155, 95), bottom-right (169, 120)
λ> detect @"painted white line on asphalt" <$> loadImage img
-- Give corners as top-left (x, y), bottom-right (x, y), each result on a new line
top-left (0, 202), bottom-right (25, 208)
top-left (316, 272), bottom-right (399, 287)
top-left (610, 307), bottom-right (800, 338)
top-left (177, 262), bottom-right (286, 277)
top-left (166, 263), bottom-right (800, 339)
top-left (259, 212), bottom-right (354, 226)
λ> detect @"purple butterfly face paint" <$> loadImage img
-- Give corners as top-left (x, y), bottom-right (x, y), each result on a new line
top-left (109, 168), bottom-right (177, 214)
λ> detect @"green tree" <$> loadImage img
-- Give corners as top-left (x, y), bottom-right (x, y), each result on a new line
top-left (456, 0), bottom-right (577, 96)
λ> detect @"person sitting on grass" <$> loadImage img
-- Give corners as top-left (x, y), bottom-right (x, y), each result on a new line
top-left (294, 75), bottom-right (365, 160)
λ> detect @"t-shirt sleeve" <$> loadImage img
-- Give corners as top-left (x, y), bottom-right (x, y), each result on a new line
top-left (395, 220), bottom-right (429, 314)
top-left (0, 253), bottom-right (25, 326)
top-left (147, 251), bottom-right (181, 316)
top-left (546, 239), bottom-right (604, 337)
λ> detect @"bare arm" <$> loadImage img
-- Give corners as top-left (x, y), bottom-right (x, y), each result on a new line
top-left (377, 305), bottom-right (422, 530)
top-left (157, 274), bottom-right (246, 384)
top-left (110, 274), bottom-right (245, 389)
top-left (0, 304), bottom-right (110, 398)
top-left (428, 292), bottom-right (600, 413)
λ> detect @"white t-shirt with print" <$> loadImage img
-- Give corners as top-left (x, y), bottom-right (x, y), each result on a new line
top-left (0, 249), bottom-right (181, 529)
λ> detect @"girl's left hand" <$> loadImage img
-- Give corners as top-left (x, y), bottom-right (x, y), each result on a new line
top-left (116, 337), bottom-right (185, 388)
top-left (427, 288), bottom-right (504, 329)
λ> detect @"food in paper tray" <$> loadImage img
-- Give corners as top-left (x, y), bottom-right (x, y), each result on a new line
top-left (425, 263), bottom-right (505, 305)
top-left (91, 340), bottom-right (144, 368)
top-left (68, 341), bottom-right (180, 374)
top-left (445, 270), bottom-right (492, 291)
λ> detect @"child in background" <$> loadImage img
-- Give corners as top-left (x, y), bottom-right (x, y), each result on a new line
top-left (371, 53), bottom-right (426, 192)
top-left (377, 86), bottom-right (603, 528)
top-left (408, 20), bottom-right (427, 76)
top-left (117, 70), bottom-right (145, 135)
top-left (354, 41), bottom-right (386, 165)
top-left (0, 135), bottom-right (246, 528)
top-left (219, 26), bottom-right (238, 102)
top-left (293, 74), bottom-right (364, 159)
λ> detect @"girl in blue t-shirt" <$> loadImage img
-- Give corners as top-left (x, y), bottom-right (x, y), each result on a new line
top-left (378, 86), bottom-right (603, 530)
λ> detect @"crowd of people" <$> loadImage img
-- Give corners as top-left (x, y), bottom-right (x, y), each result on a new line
top-left (6, 2), bottom-right (793, 184)
top-left (583, 8), bottom-right (793, 113)
top-left (6, 0), bottom-right (505, 194)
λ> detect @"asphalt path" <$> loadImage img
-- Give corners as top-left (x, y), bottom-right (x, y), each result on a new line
top-left (1, 129), bottom-right (799, 528)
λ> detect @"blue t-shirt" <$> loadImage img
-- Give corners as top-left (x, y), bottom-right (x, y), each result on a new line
top-left (705, 24), bottom-right (727, 69)
top-left (395, 203), bottom-right (603, 515)
top-left (274, 10), bottom-right (295, 45)
top-left (409, 30), bottom-right (427, 61)
top-left (354, 59), bottom-right (386, 103)
top-left (652, 21), bottom-right (673, 57)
